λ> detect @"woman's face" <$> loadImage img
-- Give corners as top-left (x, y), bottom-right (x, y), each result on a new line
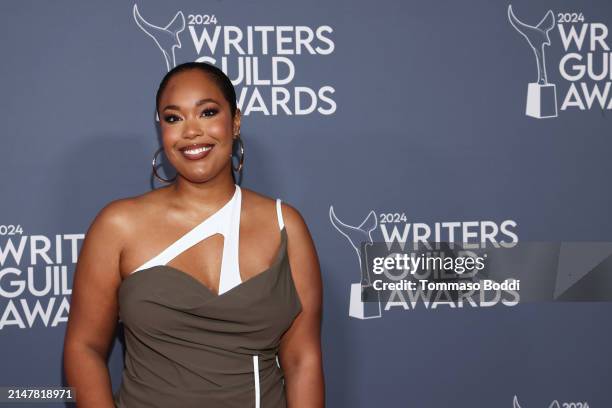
top-left (157, 69), bottom-right (240, 183)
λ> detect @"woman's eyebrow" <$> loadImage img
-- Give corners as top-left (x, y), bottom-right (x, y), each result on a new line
top-left (162, 98), bottom-right (219, 111)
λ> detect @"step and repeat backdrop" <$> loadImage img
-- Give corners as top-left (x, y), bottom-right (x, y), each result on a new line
top-left (2, 1), bottom-right (612, 407)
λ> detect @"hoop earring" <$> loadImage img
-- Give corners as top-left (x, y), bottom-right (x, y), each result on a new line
top-left (152, 147), bottom-right (177, 183)
top-left (232, 134), bottom-right (245, 173)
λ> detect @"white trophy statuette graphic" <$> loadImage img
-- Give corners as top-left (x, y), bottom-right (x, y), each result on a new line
top-left (513, 395), bottom-right (561, 408)
top-left (329, 206), bottom-right (382, 320)
top-left (508, 5), bottom-right (558, 118)
top-left (133, 4), bottom-right (186, 122)
top-left (133, 4), bottom-right (185, 72)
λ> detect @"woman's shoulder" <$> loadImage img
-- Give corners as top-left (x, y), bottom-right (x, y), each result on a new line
top-left (87, 188), bottom-right (167, 241)
top-left (240, 187), bottom-right (307, 231)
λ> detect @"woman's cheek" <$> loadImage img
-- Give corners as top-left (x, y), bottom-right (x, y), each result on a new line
top-left (207, 121), bottom-right (228, 140)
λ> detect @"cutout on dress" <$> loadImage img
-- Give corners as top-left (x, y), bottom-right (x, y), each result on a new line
top-left (166, 232), bottom-right (226, 295)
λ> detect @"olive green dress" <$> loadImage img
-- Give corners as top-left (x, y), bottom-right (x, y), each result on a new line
top-left (113, 185), bottom-right (302, 407)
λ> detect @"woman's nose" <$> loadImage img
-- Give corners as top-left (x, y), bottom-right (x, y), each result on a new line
top-left (184, 118), bottom-right (203, 137)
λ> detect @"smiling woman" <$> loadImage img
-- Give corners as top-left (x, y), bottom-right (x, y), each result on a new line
top-left (62, 62), bottom-right (325, 408)
top-left (153, 63), bottom-right (241, 185)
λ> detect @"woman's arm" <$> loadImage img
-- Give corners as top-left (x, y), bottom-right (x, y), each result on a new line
top-left (63, 201), bottom-right (129, 407)
top-left (278, 203), bottom-right (325, 408)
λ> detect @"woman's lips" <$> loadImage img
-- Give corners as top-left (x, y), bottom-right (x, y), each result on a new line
top-left (180, 143), bottom-right (214, 160)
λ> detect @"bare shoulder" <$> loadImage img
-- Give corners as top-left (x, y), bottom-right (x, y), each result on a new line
top-left (91, 198), bottom-right (132, 233)
top-left (86, 188), bottom-right (165, 246)
top-left (90, 196), bottom-right (135, 234)
top-left (280, 201), bottom-right (317, 264)
top-left (280, 201), bottom-right (308, 234)
top-left (240, 187), bottom-right (306, 229)
top-left (240, 187), bottom-right (277, 213)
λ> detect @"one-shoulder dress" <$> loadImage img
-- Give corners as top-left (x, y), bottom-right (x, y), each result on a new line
top-left (113, 184), bottom-right (302, 408)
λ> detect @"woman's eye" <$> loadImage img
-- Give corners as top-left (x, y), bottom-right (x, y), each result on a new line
top-left (163, 109), bottom-right (216, 123)
top-left (201, 108), bottom-right (218, 117)
top-left (163, 115), bottom-right (180, 123)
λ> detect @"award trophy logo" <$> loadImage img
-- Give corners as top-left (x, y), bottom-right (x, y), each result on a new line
top-left (513, 395), bottom-right (561, 408)
top-left (133, 4), bottom-right (185, 72)
top-left (132, 3), bottom-right (185, 122)
top-left (329, 206), bottom-right (382, 320)
top-left (507, 5), bottom-right (558, 119)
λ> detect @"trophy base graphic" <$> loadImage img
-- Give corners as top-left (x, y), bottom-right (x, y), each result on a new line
top-left (526, 82), bottom-right (558, 118)
top-left (349, 283), bottom-right (382, 319)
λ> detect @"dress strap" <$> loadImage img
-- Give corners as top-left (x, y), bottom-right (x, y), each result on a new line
top-left (130, 185), bottom-right (240, 275)
top-left (275, 198), bottom-right (284, 230)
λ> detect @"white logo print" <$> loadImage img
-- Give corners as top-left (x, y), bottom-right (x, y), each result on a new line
top-left (508, 5), bottom-right (558, 118)
top-left (132, 4), bottom-right (186, 122)
top-left (514, 395), bottom-right (561, 408)
top-left (329, 206), bottom-right (382, 320)
top-left (133, 4), bottom-right (185, 72)
top-left (131, 3), bottom-right (337, 117)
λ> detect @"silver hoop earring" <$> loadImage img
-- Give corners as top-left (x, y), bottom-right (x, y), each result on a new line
top-left (232, 135), bottom-right (245, 173)
top-left (152, 147), bottom-right (177, 183)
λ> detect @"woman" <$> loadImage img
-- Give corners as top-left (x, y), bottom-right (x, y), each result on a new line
top-left (63, 62), bottom-right (325, 407)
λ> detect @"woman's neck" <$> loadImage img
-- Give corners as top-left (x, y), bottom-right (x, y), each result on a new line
top-left (168, 171), bottom-right (236, 213)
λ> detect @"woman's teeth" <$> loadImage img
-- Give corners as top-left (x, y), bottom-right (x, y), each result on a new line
top-left (180, 144), bottom-right (214, 160)
top-left (184, 146), bottom-right (212, 155)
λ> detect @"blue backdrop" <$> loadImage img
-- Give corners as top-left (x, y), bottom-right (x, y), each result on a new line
top-left (1, 1), bottom-right (611, 406)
